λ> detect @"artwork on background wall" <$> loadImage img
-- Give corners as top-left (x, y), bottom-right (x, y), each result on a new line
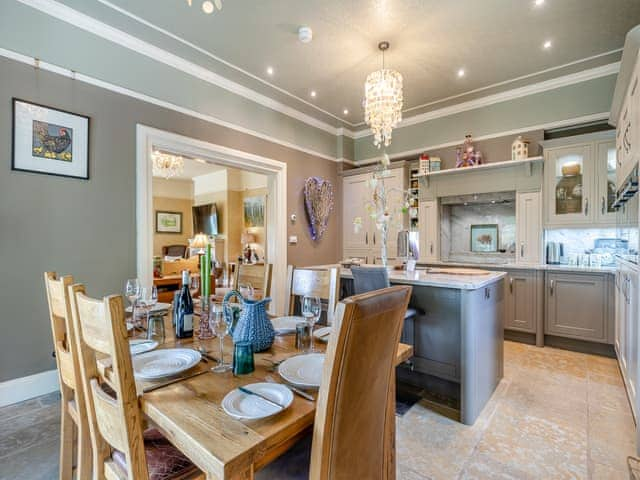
top-left (244, 196), bottom-right (265, 228)
top-left (470, 224), bottom-right (499, 252)
top-left (12, 98), bottom-right (90, 179)
top-left (156, 211), bottom-right (183, 234)
top-left (304, 176), bottom-right (334, 241)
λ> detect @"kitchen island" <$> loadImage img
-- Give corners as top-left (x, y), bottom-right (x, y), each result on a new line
top-left (340, 267), bottom-right (506, 425)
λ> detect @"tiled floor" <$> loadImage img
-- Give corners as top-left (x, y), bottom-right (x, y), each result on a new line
top-left (0, 341), bottom-right (636, 479)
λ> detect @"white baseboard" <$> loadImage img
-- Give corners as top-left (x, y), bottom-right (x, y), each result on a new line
top-left (0, 369), bottom-right (60, 408)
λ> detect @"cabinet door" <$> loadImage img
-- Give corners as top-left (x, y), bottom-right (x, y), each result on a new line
top-left (595, 140), bottom-right (618, 225)
top-left (620, 72), bottom-right (639, 181)
top-left (545, 272), bottom-right (608, 342)
top-left (615, 270), bottom-right (628, 369)
top-left (343, 174), bottom-right (371, 251)
top-left (516, 191), bottom-right (541, 264)
top-left (545, 145), bottom-right (594, 225)
top-left (419, 200), bottom-right (439, 261)
top-left (626, 268), bottom-right (638, 402)
top-left (505, 271), bottom-right (536, 332)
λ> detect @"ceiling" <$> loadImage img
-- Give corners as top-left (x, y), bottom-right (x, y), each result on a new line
top-left (58, 0), bottom-right (640, 127)
top-left (153, 156), bottom-right (224, 180)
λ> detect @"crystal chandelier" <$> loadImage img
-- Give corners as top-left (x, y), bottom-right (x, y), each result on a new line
top-left (152, 150), bottom-right (185, 179)
top-left (364, 41), bottom-right (403, 148)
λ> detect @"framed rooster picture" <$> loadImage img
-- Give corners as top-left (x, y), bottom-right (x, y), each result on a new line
top-left (12, 98), bottom-right (90, 179)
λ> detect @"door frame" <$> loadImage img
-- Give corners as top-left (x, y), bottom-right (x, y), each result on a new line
top-left (136, 125), bottom-right (288, 314)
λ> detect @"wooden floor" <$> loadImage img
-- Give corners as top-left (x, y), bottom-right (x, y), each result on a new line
top-left (0, 341), bottom-right (636, 479)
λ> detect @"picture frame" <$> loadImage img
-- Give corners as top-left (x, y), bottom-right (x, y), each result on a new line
top-left (156, 211), bottom-right (183, 234)
top-left (243, 196), bottom-right (265, 228)
top-left (12, 98), bottom-right (90, 180)
top-left (470, 224), bottom-right (499, 252)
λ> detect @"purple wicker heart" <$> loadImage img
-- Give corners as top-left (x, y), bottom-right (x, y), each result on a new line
top-left (304, 177), bottom-right (334, 241)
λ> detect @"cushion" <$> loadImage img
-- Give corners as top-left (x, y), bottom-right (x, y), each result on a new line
top-left (112, 429), bottom-right (198, 480)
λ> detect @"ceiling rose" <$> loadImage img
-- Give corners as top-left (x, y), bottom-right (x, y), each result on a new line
top-left (152, 150), bottom-right (185, 179)
top-left (364, 41), bottom-right (403, 149)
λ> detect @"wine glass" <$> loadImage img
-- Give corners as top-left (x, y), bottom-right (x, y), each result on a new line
top-left (190, 276), bottom-right (200, 299)
top-left (125, 278), bottom-right (140, 330)
top-left (210, 305), bottom-right (232, 373)
top-left (301, 296), bottom-right (322, 352)
top-left (239, 282), bottom-right (254, 300)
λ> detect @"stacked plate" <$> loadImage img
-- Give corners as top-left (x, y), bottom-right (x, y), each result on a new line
top-left (129, 339), bottom-right (158, 356)
top-left (131, 348), bottom-right (201, 380)
top-left (222, 383), bottom-right (293, 420)
top-left (271, 316), bottom-right (305, 335)
top-left (278, 353), bottom-right (325, 388)
top-left (125, 302), bottom-right (171, 314)
top-left (313, 326), bottom-right (332, 343)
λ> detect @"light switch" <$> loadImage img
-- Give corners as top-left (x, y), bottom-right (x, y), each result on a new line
top-left (288, 235), bottom-right (298, 244)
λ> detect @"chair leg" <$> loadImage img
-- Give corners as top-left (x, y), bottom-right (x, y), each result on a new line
top-left (59, 391), bottom-right (74, 480)
top-left (76, 417), bottom-right (92, 480)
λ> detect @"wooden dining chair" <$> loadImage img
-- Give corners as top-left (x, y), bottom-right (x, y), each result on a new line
top-left (43, 272), bottom-right (92, 480)
top-left (235, 263), bottom-right (273, 297)
top-left (257, 285), bottom-right (412, 480)
top-left (68, 285), bottom-right (204, 480)
top-left (285, 265), bottom-right (340, 324)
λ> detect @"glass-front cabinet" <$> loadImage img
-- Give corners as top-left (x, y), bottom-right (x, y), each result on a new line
top-left (596, 140), bottom-right (617, 224)
top-left (545, 144), bottom-right (594, 225)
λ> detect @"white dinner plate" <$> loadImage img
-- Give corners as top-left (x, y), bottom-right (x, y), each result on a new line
top-left (313, 326), bottom-right (333, 343)
top-left (278, 353), bottom-right (325, 388)
top-left (222, 383), bottom-right (293, 420)
top-left (129, 339), bottom-right (158, 356)
top-left (131, 348), bottom-right (201, 380)
top-left (271, 316), bottom-right (305, 334)
top-left (126, 322), bottom-right (134, 332)
top-left (125, 302), bottom-right (171, 314)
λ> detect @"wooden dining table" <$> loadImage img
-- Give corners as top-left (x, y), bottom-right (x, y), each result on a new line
top-left (133, 333), bottom-right (413, 480)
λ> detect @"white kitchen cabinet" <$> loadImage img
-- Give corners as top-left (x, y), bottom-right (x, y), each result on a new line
top-left (341, 167), bottom-right (408, 261)
top-left (617, 68), bottom-right (638, 188)
top-left (616, 261), bottom-right (639, 422)
top-left (595, 140), bottom-right (618, 225)
top-left (419, 200), bottom-right (439, 262)
top-left (515, 191), bottom-right (541, 265)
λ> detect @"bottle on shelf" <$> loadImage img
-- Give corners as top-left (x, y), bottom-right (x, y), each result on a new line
top-left (174, 270), bottom-right (194, 339)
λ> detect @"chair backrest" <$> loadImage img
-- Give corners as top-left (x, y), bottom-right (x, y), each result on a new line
top-left (69, 285), bottom-right (149, 480)
top-left (285, 265), bottom-right (340, 324)
top-left (350, 266), bottom-right (390, 295)
top-left (162, 245), bottom-right (187, 258)
top-left (44, 272), bottom-right (81, 392)
top-left (309, 286), bottom-right (412, 480)
top-left (234, 263), bottom-right (273, 297)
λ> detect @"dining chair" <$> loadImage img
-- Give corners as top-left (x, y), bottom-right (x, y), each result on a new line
top-left (257, 285), bottom-right (413, 480)
top-left (350, 266), bottom-right (418, 342)
top-left (43, 272), bottom-right (92, 480)
top-left (285, 265), bottom-right (340, 324)
top-left (68, 284), bottom-right (204, 480)
top-left (214, 263), bottom-right (273, 301)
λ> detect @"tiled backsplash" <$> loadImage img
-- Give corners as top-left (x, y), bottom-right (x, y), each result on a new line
top-left (544, 228), bottom-right (637, 265)
top-left (441, 202), bottom-right (516, 264)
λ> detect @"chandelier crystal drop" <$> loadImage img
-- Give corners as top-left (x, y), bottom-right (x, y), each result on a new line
top-left (152, 150), bottom-right (185, 179)
top-left (364, 41), bottom-right (403, 148)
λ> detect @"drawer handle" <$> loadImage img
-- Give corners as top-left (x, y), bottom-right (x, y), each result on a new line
top-left (601, 196), bottom-right (605, 215)
top-left (509, 277), bottom-right (513, 294)
top-left (550, 279), bottom-right (554, 296)
top-left (585, 198), bottom-right (589, 216)
top-left (365, 232), bottom-right (368, 245)
top-left (520, 243), bottom-right (524, 258)
top-left (373, 232), bottom-right (376, 245)
top-left (430, 242), bottom-right (434, 254)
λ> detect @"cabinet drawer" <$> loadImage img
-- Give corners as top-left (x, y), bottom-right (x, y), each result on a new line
top-left (545, 272), bottom-right (608, 342)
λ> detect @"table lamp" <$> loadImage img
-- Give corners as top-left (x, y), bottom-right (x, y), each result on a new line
top-left (240, 232), bottom-right (256, 263)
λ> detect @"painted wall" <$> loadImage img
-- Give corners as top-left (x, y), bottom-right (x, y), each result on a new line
top-left (152, 197), bottom-right (194, 257)
top-left (0, 56), bottom-right (340, 382)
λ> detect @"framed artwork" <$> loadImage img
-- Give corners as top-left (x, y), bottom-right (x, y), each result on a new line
top-left (470, 224), bottom-right (499, 252)
top-left (156, 211), bottom-right (183, 234)
top-left (243, 196), bottom-right (265, 228)
top-left (12, 98), bottom-right (90, 179)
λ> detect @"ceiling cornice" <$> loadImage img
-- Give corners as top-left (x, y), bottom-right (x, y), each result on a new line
top-left (351, 62), bottom-right (620, 139)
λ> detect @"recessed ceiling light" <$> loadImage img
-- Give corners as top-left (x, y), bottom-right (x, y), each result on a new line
top-left (543, 40), bottom-right (552, 49)
top-left (202, 1), bottom-right (214, 14)
top-left (266, 66), bottom-right (274, 76)
top-left (343, 109), bottom-right (349, 115)
top-left (457, 68), bottom-right (465, 78)
top-left (535, 0), bottom-right (544, 5)
top-left (310, 90), bottom-right (317, 98)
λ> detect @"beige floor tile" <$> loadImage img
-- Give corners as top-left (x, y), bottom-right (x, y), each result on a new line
top-left (589, 461), bottom-right (629, 480)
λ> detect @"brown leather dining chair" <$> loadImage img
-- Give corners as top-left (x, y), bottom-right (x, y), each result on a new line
top-left (43, 272), bottom-right (92, 480)
top-left (68, 284), bottom-right (204, 480)
top-left (257, 285), bottom-right (412, 480)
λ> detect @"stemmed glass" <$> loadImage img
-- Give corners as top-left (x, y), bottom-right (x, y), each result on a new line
top-left (301, 296), bottom-right (322, 352)
top-left (190, 276), bottom-right (200, 300)
top-left (239, 282), bottom-right (254, 300)
top-left (210, 304), bottom-right (232, 373)
top-left (125, 278), bottom-right (140, 331)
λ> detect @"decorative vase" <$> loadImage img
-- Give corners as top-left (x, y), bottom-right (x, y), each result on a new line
top-left (222, 290), bottom-right (275, 352)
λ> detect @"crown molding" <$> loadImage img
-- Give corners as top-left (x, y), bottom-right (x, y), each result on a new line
top-left (0, 47), bottom-right (341, 162)
top-left (354, 111), bottom-right (610, 166)
top-left (352, 62), bottom-right (620, 139)
top-left (16, 0), bottom-right (349, 136)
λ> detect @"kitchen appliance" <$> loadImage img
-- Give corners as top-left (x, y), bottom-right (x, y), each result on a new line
top-left (546, 241), bottom-right (564, 265)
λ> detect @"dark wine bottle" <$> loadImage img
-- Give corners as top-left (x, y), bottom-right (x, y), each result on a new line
top-left (175, 270), bottom-right (194, 338)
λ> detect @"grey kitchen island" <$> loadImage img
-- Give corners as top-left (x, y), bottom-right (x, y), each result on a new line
top-left (339, 267), bottom-right (506, 425)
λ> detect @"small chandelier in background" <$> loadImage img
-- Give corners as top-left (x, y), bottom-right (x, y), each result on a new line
top-left (186, 0), bottom-right (222, 14)
top-left (364, 41), bottom-right (403, 149)
top-left (152, 150), bottom-right (185, 179)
